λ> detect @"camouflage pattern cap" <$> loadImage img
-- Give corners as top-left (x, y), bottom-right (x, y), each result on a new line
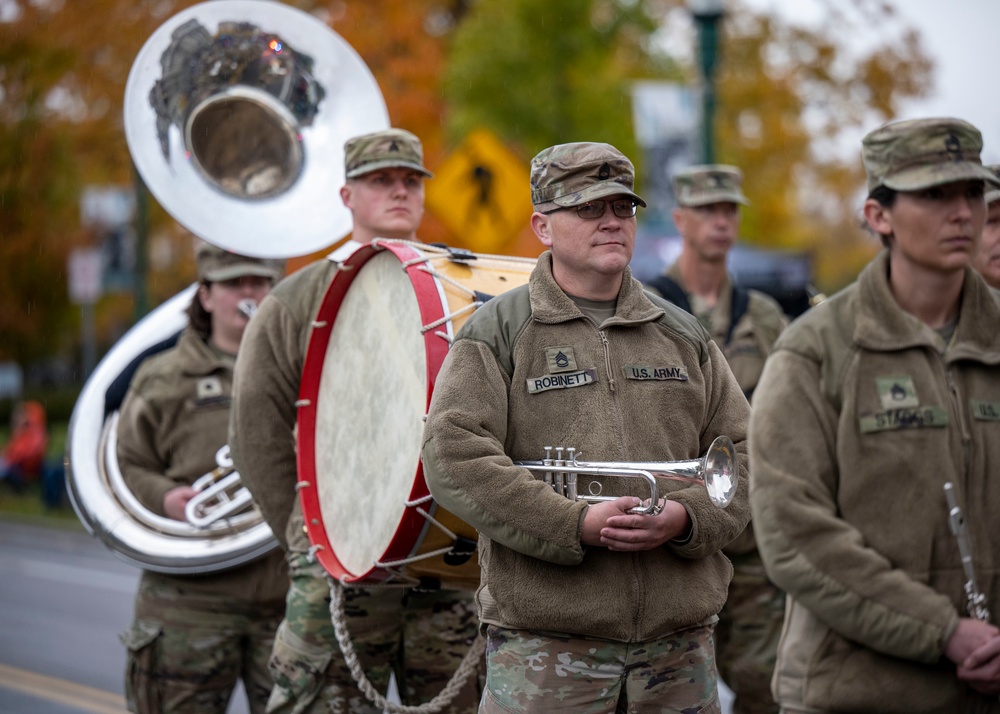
top-left (673, 164), bottom-right (749, 207)
top-left (861, 117), bottom-right (1000, 193)
top-left (986, 164), bottom-right (1000, 205)
top-left (531, 142), bottom-right (646, 211)
top-left (195, 241), bottom-right (285, 282)
top-left (344, 128), bottom-right (432, 179)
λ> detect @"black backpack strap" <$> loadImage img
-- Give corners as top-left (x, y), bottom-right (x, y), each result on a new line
top-left (726, 284), bottom-right (750, 346)
top-left (650, 274), bottom-right (749, 348)
top-left (646, 275), bottom-right (691, 314)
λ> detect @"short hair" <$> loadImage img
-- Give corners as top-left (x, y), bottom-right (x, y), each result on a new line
top-left (867, 185), bottom-right (898, 249)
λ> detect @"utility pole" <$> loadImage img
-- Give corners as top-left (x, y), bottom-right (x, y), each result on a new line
top-left (689, 0), bottom-right (724, 164)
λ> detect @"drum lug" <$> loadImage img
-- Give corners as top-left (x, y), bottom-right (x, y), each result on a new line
top-left (443, 535), bottom-right (478, 566)
top-left (428, 243), bottom-right (478, 263)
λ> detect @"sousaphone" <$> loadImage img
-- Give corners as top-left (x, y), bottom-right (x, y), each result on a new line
top-left (66, 0), bottom-right (389, 573)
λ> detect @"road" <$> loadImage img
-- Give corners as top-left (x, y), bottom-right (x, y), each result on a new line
top-left (0, 518), bottom-right (254, 714)
top-left (0, 517), bottom-right (734, 713)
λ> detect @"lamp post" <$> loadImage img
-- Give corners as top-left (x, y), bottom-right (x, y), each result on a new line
top-left (688, 0), bottom-right (724, 165)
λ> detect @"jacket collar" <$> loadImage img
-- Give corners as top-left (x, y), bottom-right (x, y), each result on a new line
top-left (855, 250), bottom-right (1000, 363)
top-left (177, 328), bottom-right (235, 377)
top-left (529, 251), bottom-right (665, 326)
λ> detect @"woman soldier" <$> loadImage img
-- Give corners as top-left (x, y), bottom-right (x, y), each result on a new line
top-left (117, 242), bottom-right (287, 713)
top-left (750, 117), bottom-right (1000, 713)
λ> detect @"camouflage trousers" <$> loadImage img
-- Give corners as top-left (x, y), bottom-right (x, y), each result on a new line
top-left (121, 571), bottom-right (285, 714)
top-left (714, 550), bottom-right (785, 714)
top-left (266, 553), bottom-right (481, 714)
top-left (480, 623), bottom-right (721, 713)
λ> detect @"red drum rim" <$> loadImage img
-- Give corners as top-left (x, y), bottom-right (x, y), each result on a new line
top-left (296, 240), bottom-right (451, 584)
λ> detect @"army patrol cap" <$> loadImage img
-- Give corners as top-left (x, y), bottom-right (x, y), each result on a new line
top-left (344, 128), bottom-right (432, 179)
top-left (986, 164), bottom-right (1000, 205)
top-left (862, 117), bottom-right (1000, 194)
top-left (673, 164), bottom-right (749, 207)
top-left (531, 142), bottom-right (646, 212)
top-left (195, 242), bottom-right (285, 283)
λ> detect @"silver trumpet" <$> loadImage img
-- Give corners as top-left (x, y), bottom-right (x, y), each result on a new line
top-left (515, 435), bottom-right (738, 515)
top-left (185, 445), bottom-right (255, 528)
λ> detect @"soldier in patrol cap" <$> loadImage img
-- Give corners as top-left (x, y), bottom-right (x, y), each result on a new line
top-left (750, 116), bottom-right (1000, 713)
top-left (972, 164), bottom-right (1000, 289)
top-left (118, 241), bottom-right (286, 713)
top-left (422, 141), bottom-right (752, 712)
top-left (647, 164), bottom-right (785, 714)
top-left (230, 128), bottom-right (481, 713)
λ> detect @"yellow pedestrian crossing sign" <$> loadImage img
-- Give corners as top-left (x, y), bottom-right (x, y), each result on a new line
top-left (426, 129), bottom-right (533, 254)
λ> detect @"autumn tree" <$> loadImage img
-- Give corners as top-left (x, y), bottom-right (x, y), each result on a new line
top-left (712, 0), bottom-right (932, 289)
top-left (0, 0), bottom-right (456, 368)
top-left (444, 0), bottom-right (678, 161)
top-left (0, 0), bottom-right (933, 372)
top-left (444, 0), bottom-right (933, 292)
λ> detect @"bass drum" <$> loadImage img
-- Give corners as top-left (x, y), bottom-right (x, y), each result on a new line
top-left (296, 241), bottom-right (536, 590)
top-left (66, 286), bottom-right (277, 574)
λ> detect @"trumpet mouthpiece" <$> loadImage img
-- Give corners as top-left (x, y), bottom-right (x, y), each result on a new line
top-left (238, 299), bottom-right (258, 319)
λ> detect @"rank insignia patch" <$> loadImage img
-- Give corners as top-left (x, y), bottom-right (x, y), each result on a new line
top-left (545, 346), bottom-right (578, 373)
top-left (876, 375), bottom-right (919, 410)
top-left (197, 376), bottom-right (224, 402)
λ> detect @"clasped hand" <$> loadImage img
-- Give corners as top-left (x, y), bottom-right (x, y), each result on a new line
top-left (580, 496), bottom-right (690, 551)
top-left (945, 618), bottom-right (1000, 695)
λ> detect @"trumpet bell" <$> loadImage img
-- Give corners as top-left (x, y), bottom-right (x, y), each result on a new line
top-left (702, 436), bottom-right (737, 508)
top-left (124, 0), bottom-right (389, 258)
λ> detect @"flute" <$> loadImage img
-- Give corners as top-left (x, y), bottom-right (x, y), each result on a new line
top-left (944, 482), bottom-right (991, 622)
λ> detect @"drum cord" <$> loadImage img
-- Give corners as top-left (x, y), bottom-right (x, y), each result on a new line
top-left (327, 576), bottom-right (485, 713)
top-left (373, 496), bottom-right (470, 584)
top-left (377, 238), bottom-right (536, 338)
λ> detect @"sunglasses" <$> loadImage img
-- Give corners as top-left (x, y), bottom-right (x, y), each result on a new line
top-left (544, 198), bottom-right (639, 220)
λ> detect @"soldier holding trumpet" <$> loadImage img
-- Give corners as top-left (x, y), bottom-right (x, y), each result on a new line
top-left (422, 142), bottom-right (752, 713)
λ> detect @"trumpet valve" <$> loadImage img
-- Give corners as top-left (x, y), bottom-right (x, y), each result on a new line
top-left (565, 447), bottom-right (578, 501)
top-left (553, 447), bottom-right (566, 496)
top-left (542, 446), bottom-right (554, 488)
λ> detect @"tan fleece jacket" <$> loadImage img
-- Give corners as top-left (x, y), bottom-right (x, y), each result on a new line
top-left (117, 328), bottom-right (287, 600)
top-left (422, 252), bottom-right (752, 643)
top-left (750, 251), bottom-right (1000, 713)
top-left (230, 259), bottom-right (337, 553)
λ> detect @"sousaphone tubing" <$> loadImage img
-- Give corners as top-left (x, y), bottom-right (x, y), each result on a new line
top-left (67, 0), bottom-right (388, 573)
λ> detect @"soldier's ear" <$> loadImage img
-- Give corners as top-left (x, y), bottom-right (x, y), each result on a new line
top-left (531, 212), bottom-right (554, 248)
top-left (862, 198), bottom-right (892, 237)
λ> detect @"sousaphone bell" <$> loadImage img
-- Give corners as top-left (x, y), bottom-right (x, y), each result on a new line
top-left (66, 0), bottom-right (389, 573)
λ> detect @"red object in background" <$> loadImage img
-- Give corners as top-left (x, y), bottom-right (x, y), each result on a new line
top-left (3, 401), bottom-right (48, 482)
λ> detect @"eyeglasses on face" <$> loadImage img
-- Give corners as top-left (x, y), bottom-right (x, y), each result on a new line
top-left (544, 198), bottom-right (639, 220)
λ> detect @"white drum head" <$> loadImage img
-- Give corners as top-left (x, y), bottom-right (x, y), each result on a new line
top-left (314, 251), bottom-right (429, 576)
